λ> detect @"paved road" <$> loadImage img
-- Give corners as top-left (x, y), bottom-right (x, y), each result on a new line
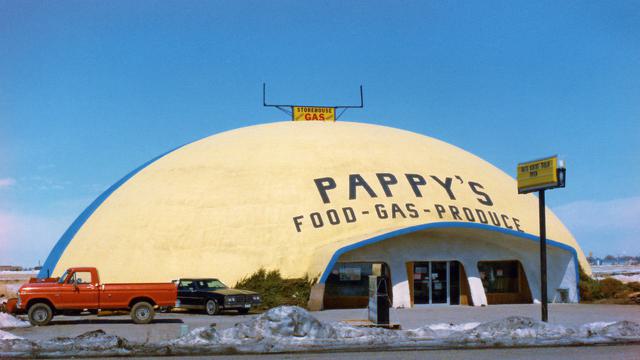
top-left (9, 303), bottom-right (640, 343)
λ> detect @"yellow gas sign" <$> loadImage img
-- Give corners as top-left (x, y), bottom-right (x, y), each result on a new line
top-left (293, 106), bottom-right (336, 121)
top-left (517, 156), bottom-right (558, 194)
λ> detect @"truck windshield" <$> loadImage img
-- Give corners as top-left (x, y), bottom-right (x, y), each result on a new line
top-left (58, 270), bottom-right (69, 284)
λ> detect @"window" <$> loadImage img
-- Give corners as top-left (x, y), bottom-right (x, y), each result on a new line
top-left (325, 262), bottom-right (389, 297)
top-left (196, 279), bottom-right (227, 290)
top-left (68, 271), bottom-right (92, 285)
top-left (477, 261), bottom-right (519, 293)
top-left (178, 280), bottom-right (195, 290)
top-left (58, 270), bottom-right (69, 284)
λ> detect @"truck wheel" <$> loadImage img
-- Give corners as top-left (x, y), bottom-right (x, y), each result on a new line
top-left (205, 299), bottom-right (220, 315)
top-left (131, 302), bottom-right (155, 324)
top-left (28, 303), bottom-right (53, 326)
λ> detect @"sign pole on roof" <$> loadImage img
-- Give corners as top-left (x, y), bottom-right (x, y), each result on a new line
top-left (517, 155), bottom-right (566, 323)
top-left (262, 83), bottom-right (364, 121)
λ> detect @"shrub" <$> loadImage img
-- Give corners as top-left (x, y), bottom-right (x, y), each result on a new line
top-left (626, 282), bottom-right (640, 292)
top-left (579, 266), bottom-right (639, 303)
top-left (599, 278), bottom-right (625, 298)
top-left (234, 268), bottom-right (317, 311)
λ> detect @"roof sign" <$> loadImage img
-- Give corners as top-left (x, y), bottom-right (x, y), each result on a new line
top-left (293, 106), bottom-right (336, 121)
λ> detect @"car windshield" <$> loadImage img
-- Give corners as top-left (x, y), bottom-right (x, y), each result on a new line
top-left (198, 279), bottom-right (227, 290)
top-left (57, 270), bottom-right (69, 284)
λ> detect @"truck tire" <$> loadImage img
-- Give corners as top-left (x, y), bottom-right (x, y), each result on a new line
top-left (28, 303), bottom-right (53, 326)
top-left (131, 301), bottom-right (155, 324)
top-left (205, 299), bottom-right (220, 315)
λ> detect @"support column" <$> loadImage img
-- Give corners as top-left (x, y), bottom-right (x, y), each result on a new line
top-left (307, 283), bottom-right (325, 311)
top-left (390, 259), bottom-right (411, 308)
top-left (462, 263), bottom-right (487, 306)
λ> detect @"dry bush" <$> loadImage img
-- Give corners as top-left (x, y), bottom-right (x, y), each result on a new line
top-left (579, 266), bottom-right (639, 304)
top-left (234, 268), bottom-right (317, 311)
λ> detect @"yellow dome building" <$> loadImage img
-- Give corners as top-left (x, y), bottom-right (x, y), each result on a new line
top-left (39, 121), bottom-right (588, 309)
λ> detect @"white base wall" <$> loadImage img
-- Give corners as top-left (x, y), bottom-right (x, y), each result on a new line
top-left (337, 228), bottom-right (578, 308)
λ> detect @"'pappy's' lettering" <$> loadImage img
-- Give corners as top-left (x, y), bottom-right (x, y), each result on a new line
top-left (314, 173), bottom-right (493, 207)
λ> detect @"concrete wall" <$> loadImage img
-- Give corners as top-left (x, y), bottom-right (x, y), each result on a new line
top-left (337, 227), bottom-right (577, 308)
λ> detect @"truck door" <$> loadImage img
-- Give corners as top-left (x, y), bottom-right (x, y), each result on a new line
top-left (64, 270), bottom-right (100, 310)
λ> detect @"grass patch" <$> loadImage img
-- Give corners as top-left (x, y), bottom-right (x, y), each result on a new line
top-left (579, 266), bottom-right (640, 304)
top-left (234, 268), bottom-right (317, 311)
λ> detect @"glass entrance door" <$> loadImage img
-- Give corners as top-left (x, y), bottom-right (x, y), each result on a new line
top-left (412, 261), bottom-right (452, 305)
top-left (413, 262), bottom-right (430, 304)
top-left (430, 261), bottom-right (448, 304)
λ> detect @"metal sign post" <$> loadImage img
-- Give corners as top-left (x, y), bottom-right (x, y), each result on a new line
top-left (517, 155), bottom-right (566, 322)
top-left (538, 189), bottom-right (548, 322)
top-left (262, 83), bottom-right (364, 121)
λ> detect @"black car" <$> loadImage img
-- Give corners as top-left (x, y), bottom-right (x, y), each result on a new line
top-left (175, 278), bottom-right (261, 315)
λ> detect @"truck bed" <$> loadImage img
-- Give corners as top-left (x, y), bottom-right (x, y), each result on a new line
top-left (101, 283), bottom-right (177, 309)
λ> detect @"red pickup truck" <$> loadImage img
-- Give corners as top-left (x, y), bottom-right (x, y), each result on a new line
top-left (13, 267), bottom-right (177, 326)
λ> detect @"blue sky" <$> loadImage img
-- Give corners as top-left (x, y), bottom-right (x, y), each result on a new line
top-left (1, 1), bottom-right (638, 266)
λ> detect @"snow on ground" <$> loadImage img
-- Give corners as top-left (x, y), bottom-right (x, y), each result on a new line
top-left (0, 329), bottom-right (21, 340)
top-left (1, 306), bottom-right (640, 357)
top-left (0, 313), bottom-right (30, 329)
top-left (591, 265), bottom-right (640, 283)
top-left (591, 265), bottom-right (640, 275)
top-left (165, 306), bottom-right (640, 354)
top-left (610, 274), bottom-right (640, 283)
top-left (427, 322), bottom-right (480, 331)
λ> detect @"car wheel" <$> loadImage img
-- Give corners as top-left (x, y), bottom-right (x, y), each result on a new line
top-left (205, 299), bottom-right (220, 315)
top-left (28, 303), bottom-right (53, 326)
top-left (237, 308), bottom-right (250, 315)
top-left (131, 301), bottom-right (155, 324)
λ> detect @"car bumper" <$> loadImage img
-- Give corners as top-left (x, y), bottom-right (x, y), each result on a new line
top-left (223, 303), bottom-right (253, 309)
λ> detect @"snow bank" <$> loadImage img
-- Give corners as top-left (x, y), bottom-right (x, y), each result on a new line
top-left (0, 330), bottom-right (133, 358)
top-left (223, 305), bottom-right (337, 340)
top-left (453, 316), bottom-right (577, 346)
top-left (39, 330), bottom-right (132, 357)
top-left (0, 329), bottom-right (21, 340)
top-left (1, 306), bottom-right (640, 357)
top-left (427, 322), bottom-right (480, 331)
top-left (165, 307), bottom-right (640, 354)
top-left (169, 306), bottom-right (341, 353)
top-left (0, 330), bottom-right (33, 359)
top-left (0, 313), bottom-right (30, 329)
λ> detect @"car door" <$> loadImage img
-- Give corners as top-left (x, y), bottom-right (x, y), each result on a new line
top-left (177, 280), bottom-right (200, 308)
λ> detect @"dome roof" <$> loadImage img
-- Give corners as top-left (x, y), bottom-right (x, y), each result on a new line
top-left (40, 121), bottom-right (588, 283)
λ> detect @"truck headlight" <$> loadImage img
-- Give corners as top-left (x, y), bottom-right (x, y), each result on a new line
top-left (252, 295), bottom-right (261, 302)
top-left (227, 296), bottom-right (236, 303)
